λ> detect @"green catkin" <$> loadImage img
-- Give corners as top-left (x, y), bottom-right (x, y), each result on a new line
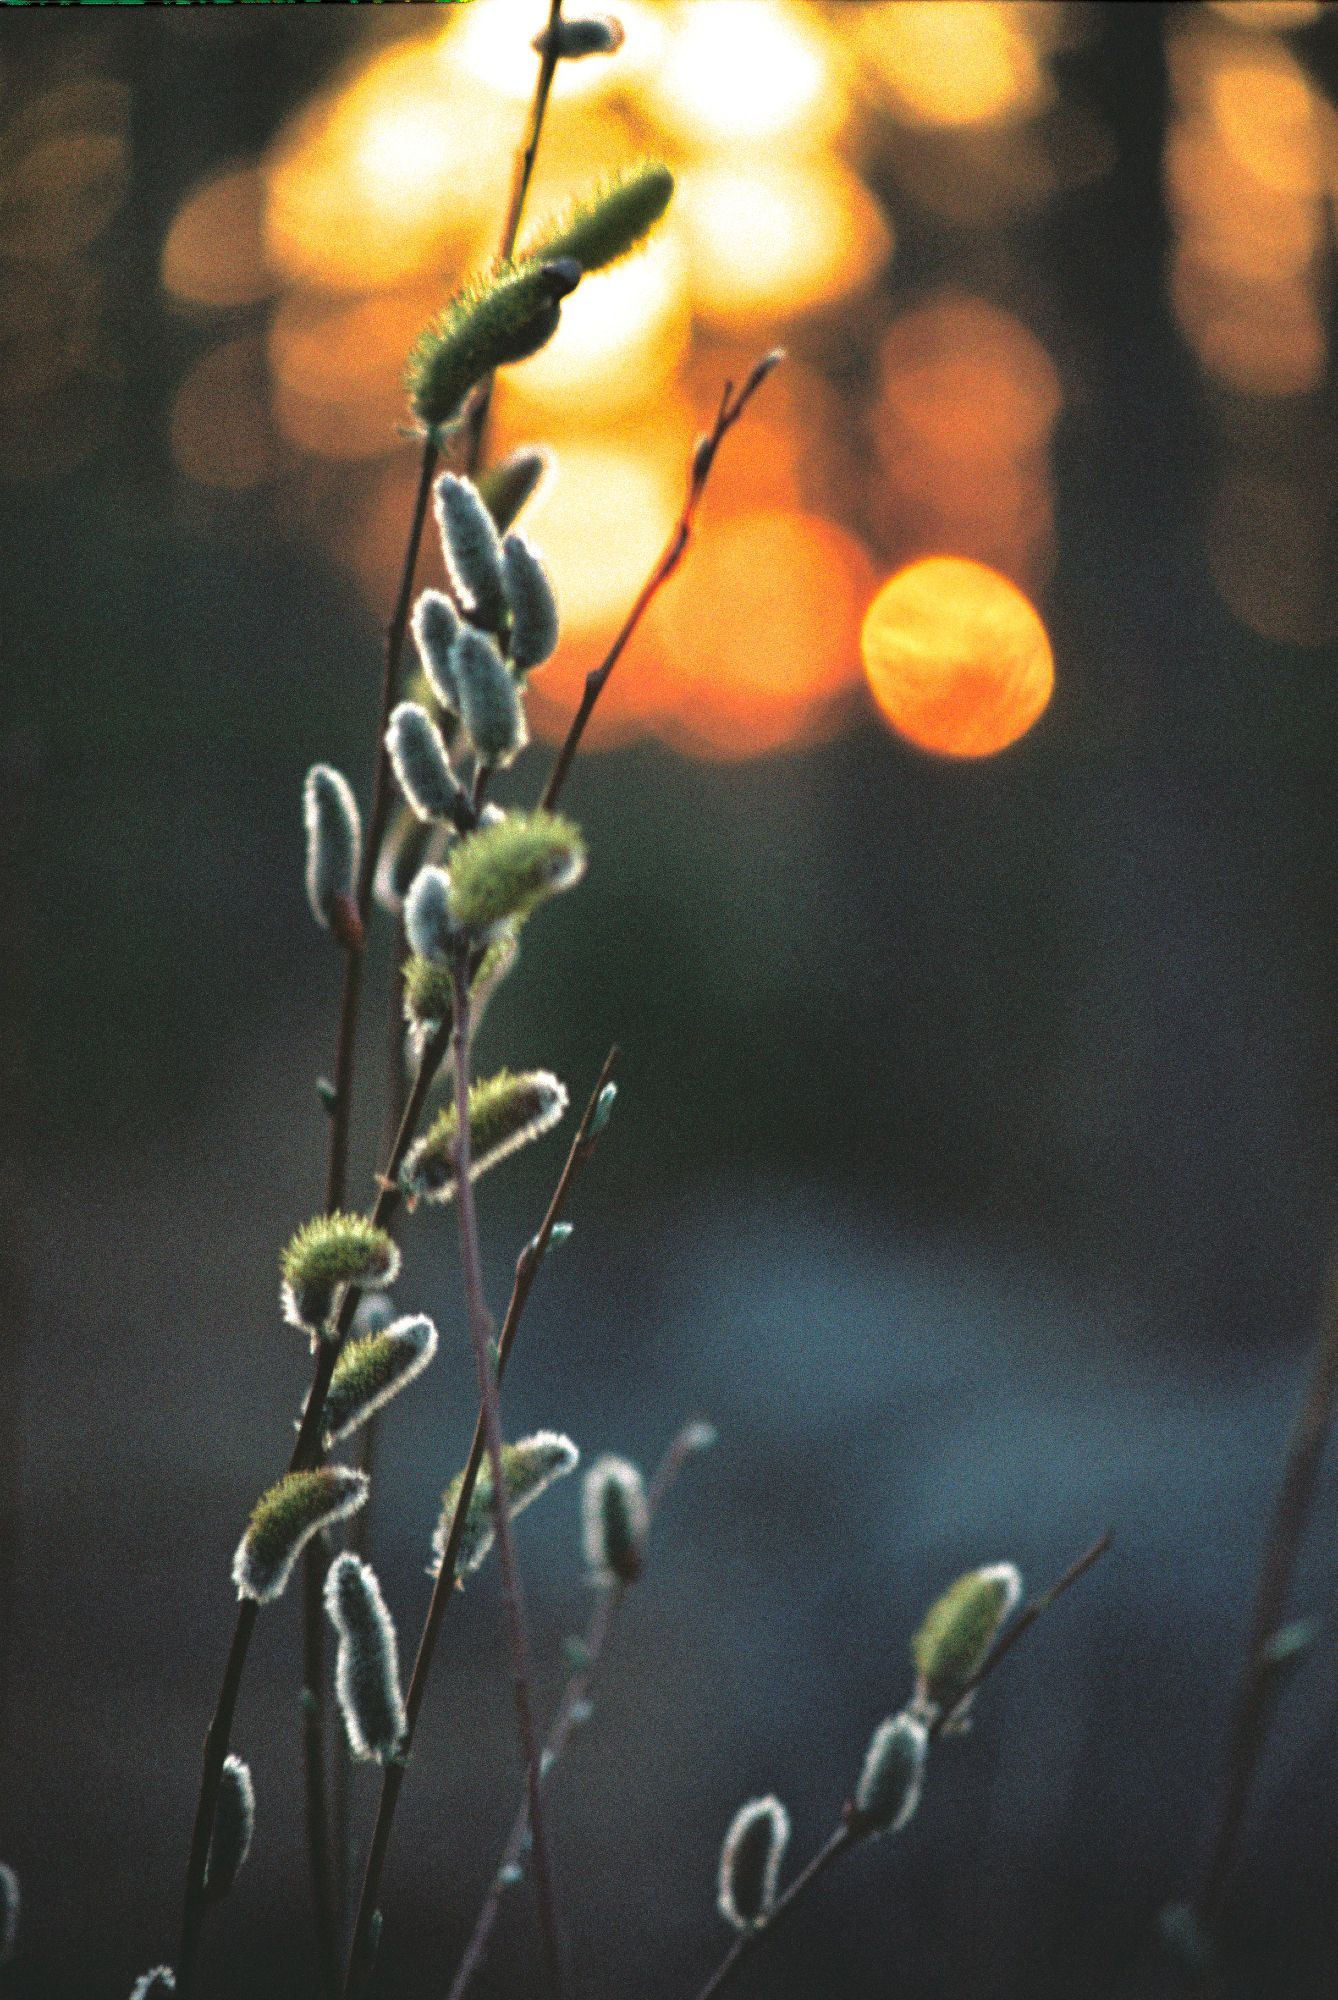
top-left (130, 1971), bottom-right (176, 1999)
top-left (431, 1431), bottom-right (579, 1577)
top-left (533, 13), bottom-right (625, 57)
top-left (447, 809), bottom-right (586, 934)
top-left (434, 474), bottom-right (508, 630)
top-left (325, 1553), bottom-right (407, 1763)
top-left (402, 926), bottom-right (519, 1060)
top-left (501, 532), bottom-right (560, 673)
top-left (582, 1455), bottom-right (648, 1585)
top-left (303, 765), bottom-right (361, 931)
top-left (524, 162), bottom-right (674, 274)
top-left (233, 1468), bottom-right (369, 1605)
top-left (0, 1863), bottom-right (17, 1964)
top-left (321, 1314), bottom-right (439, 1445)
top-left (403, 864), bottom-right (457, 964)
top-left (477, 446), bottom-right (551, 533)
top-left (406, 258), bottom-right (581, 431)
top-left (451, 625), bottom-right (528, 767)
top-left (850, 1712), bottom-right (928, 1837)
top-left (911, 1562), bottom-right (1022, 1719)
top-left (401, 1069), bottom-right (568, 1205)
top-left (411, 590), bottom-right (462, 712)
top-left (204, 1755), bottom-right (254, 1900)
top-left (386, 702), bottom-right (470, 828)
top-left (717, 1798), bottom-right (788, 1932)
top-left (280, 1213), bottom-right (400, 1335)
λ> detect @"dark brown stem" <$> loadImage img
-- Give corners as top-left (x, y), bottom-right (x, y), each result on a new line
top-left (341, 1051), bottom-right (618, 2000)
top-left (446, 1420), bottom-right (705, 2000)
top-left (687, 1534), bottom-right (1112, 2000)
top-left (1194, 1251), bottom-right (1338, 1932)
top-left (540, 350), bottom-right (783, 815)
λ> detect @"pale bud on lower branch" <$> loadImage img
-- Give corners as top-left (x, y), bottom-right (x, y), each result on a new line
top-left (411, 590), bottom-right (462, 713)
top-left (204, 1754), bottom-right (255, 1900)
top-left (386, 703), bottom-right (471, 829)
top-left (451, 626), bottom-right (528, 768)
top-left (431, 1432), bottom-right (579, 1578)
top-left (848, 1712), bottom-right (928, 1838)
top-left (434, 473), bottom-right (508, 632)
top-left (401, 926), bottom-right (519, 1045)
top-left (325, 1553), bottom-right (407, 1764)
top-left (401, 1070), bottom-right (568, 1206)
top-left (582, 1455), bottom-right (648, 1586)
top-left (232, 1468), bottom-right (369, 1605)
top-left (130, 1969), bottom-right (176, 1997)
top-left (911, 1562), bottom-right (1022, 1723)
top-left (404, 864), bottom-right (459, 965)
top-left (279, 1213), bottom-right (400, 1338)
top-left (717, 1797), bottom-right (789, 1932)
top-left (501, 533), bottom-right (559, 674)
top-left (303, 765), bottom-right (361, 939)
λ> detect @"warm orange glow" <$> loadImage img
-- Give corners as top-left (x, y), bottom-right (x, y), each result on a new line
top-left (513, 436), bottom-right (687, 634)
top-left (171, 338), bottom-right (275, 490)
top-left (498, 234), bottom-right (692, 420)
top-left (857, 2), bottom-right (1048, 130)
top-left (162, 164), bottom-right (273, 310)
top-left (1205, 1), bottom-right (1324, 29)
top-left (1208, 47), bottom-right (1322, 195)
top-left (681, 159), bottom-right (891, 327)
top-left (643, 0), bottom-right (845, 151)
top-left (445, 0), bottom-right (662, 101)
top-left (861, 556), bottom-right (1053, 757)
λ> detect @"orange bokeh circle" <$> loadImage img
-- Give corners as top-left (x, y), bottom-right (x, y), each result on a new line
top-left (861, 555), bottom-right (1053, 757)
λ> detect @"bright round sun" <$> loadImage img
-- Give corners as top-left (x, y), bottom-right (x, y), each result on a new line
top-left (860, 555), bottom-right (1055, 758)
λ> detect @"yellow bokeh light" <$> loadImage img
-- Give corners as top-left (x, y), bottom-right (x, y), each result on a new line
top-left (857, 2), bottom-right (1048, 130)
top-left (523, 437), bottom-right (685, 633)
top-left (642, 0), bottom-right (845, 151)
top-left (498, 232), bottom-right (692, 420)
top-left (162, 163), bottom-right (273, 311)
top-left (1205, 1), bottom-right (1325, 30)
top-left (861, 556), bottom-right (1054, 758)
top-left (681, 158), bottom-right (890, 328)
top-left (443, 0), bottom-right (663, 102)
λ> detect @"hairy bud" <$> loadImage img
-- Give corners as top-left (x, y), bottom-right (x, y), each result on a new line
top-left (501, 533), bottom-right (560, 674)
top-left (526, 161), bottom-right (675, 274)
top-left (401, 1069), bottom-right (568, 1205)
top-left (130, 1972), bottom-right (176, 1999)
top-left (533, 12), bottom-right (625, 57)
top-left (325, 1553), bottom-right (406, 1763)
top-left (204, 1755), bottom-right (255, 1900)
top-left (849, 1712), bottom-right (928, 1837)
top-left (303, 766), bottom-right (361, 933)
top-left (717, 1797), bottom-right (788, 1932)
top-left (477, 446), bottom-right (551, 533)
top-left (448, 809), bottom-right (586, 934)
top-left (411, 590), bottom-right (462, 712)
top-left (582, 1455), bottom-right (648, 1586)
top-left (434, 474), bottom-right (508, 630)
top-left (403, 864), bottom-right (458, 965)
top-left (233, 1468), bottom-right (369, 1604)
top-left (280, 1213), bottom-right (400, 1336)
top-left (320, 1314), bottom-right (439, 1445)
top-left (451, 626), bottom-right (528, 768)
top-left (0, 1864), bottom-right (17, 1965)
top-left (407, 259), bottom-right (582, 430)
top-left (386, 702), bottom-right (470, 829)
top-left (432, 1431), bottom-right (579, 1577)
top-left (911, 1563), bottom-right (1022, 1720)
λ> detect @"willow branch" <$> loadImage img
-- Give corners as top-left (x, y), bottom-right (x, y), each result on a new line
top-left (689, 1533), bottom-right (1112, 2000)
top-left (446, 1419), bottom-right (707, 2000)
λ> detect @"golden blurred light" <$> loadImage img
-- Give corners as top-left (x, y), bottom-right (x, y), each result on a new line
top-left (642, 0), bottom-right (845, 151)
top-left (857, 2), bottom-right (1048, 130)
top-left (445, 0), bottom-right (663, 101)
top-left (1208, 45), bottom-right (1322, 194)
top-left (861, 556), bottom-right (1054, 757)
top-left (162, 163), bottom-right (273, 309)
top-left (681, 158), bottom-right (890, 327)
top-left (523, 436), bottom-right (686, 633)
top-left (1205, 1), bottom-right (1324, 29)
top-left (170, 337), bottom-right (275, 491)
top-left (498, 233), bottom-right (692, 420)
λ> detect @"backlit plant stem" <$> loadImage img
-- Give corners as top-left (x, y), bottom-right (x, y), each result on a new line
top-left (690, 1535), bottom-right (1112, 2000)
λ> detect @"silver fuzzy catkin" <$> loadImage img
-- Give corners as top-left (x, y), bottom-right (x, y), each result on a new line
top-left (386, 703), bottom-right (468, 827)
top-left (130, 1973), bottom-right (176, 1999)
top-left (717, 1797), bottom-right (789, 1932)
top-left (434, 474), bottom-right (507, 630)
top-left (404, 864), bottom-right (456, 963)
top-left (325, 1553), bottom-right (407, 1763)
top-left (0, 1863), bottom-right (17, 1964)
top-left (204, 1754), bottom-right (255, 1899)
top-left (582, 1455), bottom-right (648, 1586)
top-left (450, 626), bottom-right (528, 768)
top-left (303, 765), bottom-right (361, 930)
top-left (851, 1712), bottom-right (928, 1837)
top-left (501, 533), bottom-right (559, 674)
top-left (411, 589), bottom-right (462, 711)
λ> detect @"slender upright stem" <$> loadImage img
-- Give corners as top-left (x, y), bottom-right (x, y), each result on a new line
top-left (1194, 1249), bottom-right (1338, 1931)
top-left (687, 1535), bottom-right (1112, 2000)
top-left (447, 1421), bottom-right (705, 2000)
top-left (341, 1051), bottom-right (617, 2000)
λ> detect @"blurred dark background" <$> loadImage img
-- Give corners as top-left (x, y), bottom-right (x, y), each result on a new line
top-left (5, 3), bottom-right (1338, 1997)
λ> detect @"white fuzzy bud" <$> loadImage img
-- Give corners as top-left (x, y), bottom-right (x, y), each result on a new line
top-left (501, 533), bottom-right (559, 674)
top-left (451, 626), bottom-right (528, 768)
top-left (412, 589), bottom-right (462, 711)
top-left (851, 1712), bottom-right (928, 1837)
top-left (303, 765), bottom-right (361, 931)
top-left (582, 1455), bottom-right (648, 1586)
top-left (130, 1972), bottom-right (176, 1999)
top-left (0, 1864), bottom-right (17, 1964)
top-left (204, 1755), bottom-right (255, 1899)
top-left (325, 1553), bottom-right (407, 1763)
top-left (387, 702), bottom-right (470, 828)
top-left (404, 864), bottom-right (457, 962)
top-left (717, 1797), bottom-right (788, 1932)
top-left (434, 474), bottom-right (507, 630)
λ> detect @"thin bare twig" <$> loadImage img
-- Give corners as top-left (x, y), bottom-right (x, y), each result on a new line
top-left (689, 1534), bottom-right (1112, 2000)
top-left (540, 349), bottom-right (784, 815)
top-left (341, 1051), bottom-right (619, 2000)
top-left (446, 1420), bottom-right (708, 2000)
top-left (1194, 1251), bottom-right (1338, 1933)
